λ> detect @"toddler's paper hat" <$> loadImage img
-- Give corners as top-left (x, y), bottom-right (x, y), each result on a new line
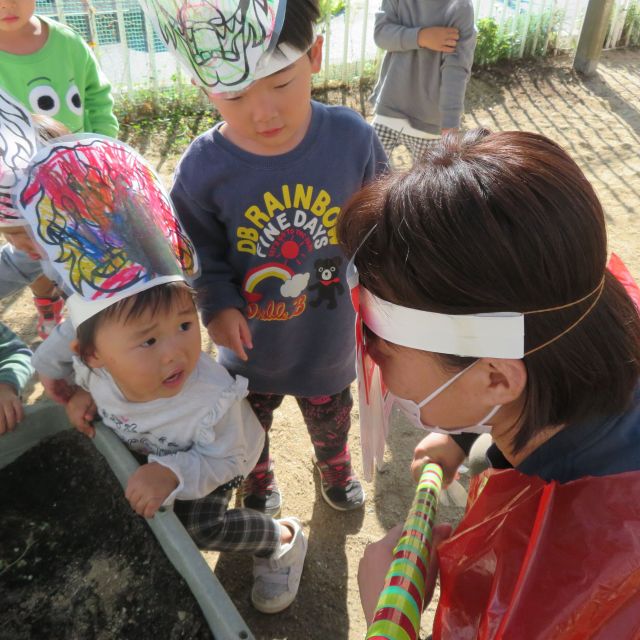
top-left (16, 135), bottom-right (200, 328)
top-left (0, 88), bottom-right (38, 228)
top-left (139, 0), bottom-right (301, 94)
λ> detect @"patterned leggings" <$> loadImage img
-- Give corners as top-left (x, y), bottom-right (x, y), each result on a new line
top-left (248, 386), bottom-right (353, 466)
top-left (173, 479), bottom-right (279, 558)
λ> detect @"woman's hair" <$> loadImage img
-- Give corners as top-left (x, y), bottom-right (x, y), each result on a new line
top-left (276, 0), bottom-right (320, 52)
top-left (76, 281), bottom-right (195, 362)
top-left (338, 129), bottom-right (640, 453)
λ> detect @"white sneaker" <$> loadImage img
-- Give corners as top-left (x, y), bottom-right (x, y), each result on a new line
top-left (251, 517), bottom-right (307, 614)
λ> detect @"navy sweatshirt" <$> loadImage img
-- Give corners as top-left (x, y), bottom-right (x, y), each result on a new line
top-left (171, 102), bottom-right (387, 396)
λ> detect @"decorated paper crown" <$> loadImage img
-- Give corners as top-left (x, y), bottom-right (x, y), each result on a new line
top-left (16, 135), bottom-right (200, 327)
top-left (139, 0), bottom-right (300, 94)
top-left (0, 88), bottom-right (38, 228)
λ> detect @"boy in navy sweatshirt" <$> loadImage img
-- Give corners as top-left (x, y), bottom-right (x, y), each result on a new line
top-left (170, 0), bottom-right (387, 516)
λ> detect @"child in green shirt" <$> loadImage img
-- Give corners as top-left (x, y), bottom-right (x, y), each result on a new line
top-left (0, 1), bottom-right (118, 337)
top-left (0, 0), bottom-right (118, 136)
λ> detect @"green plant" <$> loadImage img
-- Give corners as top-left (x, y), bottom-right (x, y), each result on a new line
top-left (473, 9), bottom-right (563, 67)
top-left (319, 0), bottom-right (345, 21)
top-left (114, 85), bottom-right (209, 125)
top-left (474, 18), bottom-right (513, 66)
top-left (114, 84), bottom-right (219, 154)
top-left (621, 1), bottom-right (640, 46)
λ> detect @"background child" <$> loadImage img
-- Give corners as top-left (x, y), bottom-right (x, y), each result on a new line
top-left (24, 136), bottom-right (307, 615)
top-left (0, 320), bottom-right (33, 435)
top-left (0, 93), bottom-right (70, 338)
top-left (371, 0), bottom-right (476, 162)
top-left (0, 1), bottom-right (118, 336)
top-left (0, 0), bottom-right (118, 136)
top-left (165, 0), bottom-right (387, 516)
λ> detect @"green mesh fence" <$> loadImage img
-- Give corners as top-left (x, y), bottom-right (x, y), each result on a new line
top-left (35, 0), bottom-right (177, 93)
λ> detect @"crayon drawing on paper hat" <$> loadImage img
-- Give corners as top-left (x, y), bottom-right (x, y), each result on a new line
top-left (139, 0), bottom-right (303, 94)
top-left (0, 88), bottom-right (38, 228)
top-left (16, 135), bottom-right (199, 327)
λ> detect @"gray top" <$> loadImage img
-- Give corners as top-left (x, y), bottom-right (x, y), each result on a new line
top-left (371, 0), bottom-right (476, 133)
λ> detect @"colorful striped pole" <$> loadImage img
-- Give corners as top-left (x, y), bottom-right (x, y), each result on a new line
top-left (366, 463), bottom-right (443, 640)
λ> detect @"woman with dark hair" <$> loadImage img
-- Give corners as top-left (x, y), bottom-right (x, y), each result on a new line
top-left (338, 129), bottom-right (640, 635)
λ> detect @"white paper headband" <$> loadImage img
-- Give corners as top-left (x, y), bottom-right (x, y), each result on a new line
top-left (347, 258), bottom-right (525, 358)
top-left (66, 275), bottom-right (185, 328)
top-left (349, 252), bottom-right (605, 360)
top-left (359, 287), bottom-right (525, 359)
top-left (211, 43), bottom-right (306, 96)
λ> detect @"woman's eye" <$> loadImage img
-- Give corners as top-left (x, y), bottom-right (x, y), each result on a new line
top-left (141, 337), bottom-right (156, 347)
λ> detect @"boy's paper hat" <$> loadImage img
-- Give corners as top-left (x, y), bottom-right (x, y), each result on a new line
top-left (0, 88), bottom-right (38, 228)
top-left (139, 0), bottom-right (301, 94)
top-left (16, 135), bottom-right (200, 328)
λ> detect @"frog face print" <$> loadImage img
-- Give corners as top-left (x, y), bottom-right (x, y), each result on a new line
top-left (26, 76), bottom-right (83, 130)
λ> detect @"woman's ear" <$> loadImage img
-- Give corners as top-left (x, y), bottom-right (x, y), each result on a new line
top-left (482, 359), bottom-right (527, 405)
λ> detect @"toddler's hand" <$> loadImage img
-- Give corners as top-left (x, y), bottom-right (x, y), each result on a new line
top-left (39, 373), bottom-right (76, 404)
top-left (418, 26), bottom-right (459, 52)
top-left (66, 388), bottom-right (97, 438)
top-left (207, 308), bottom-right (253, 361)
top-left (125, 462), bottom-right (179, 519)
top-left (411, 432), bottom-right (466, 486)
top-left (0, 383), bottom-right (23, 435)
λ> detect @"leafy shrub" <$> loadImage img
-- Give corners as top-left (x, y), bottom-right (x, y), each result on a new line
top-left (474, 9), bottom-right (563, 67)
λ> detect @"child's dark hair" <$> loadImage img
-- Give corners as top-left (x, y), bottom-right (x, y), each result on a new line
top-left (31, 113), bottom-right (71, 143)
top-left (76, 281), bottom-right (195, 362)
top-left (338, 129), bottom-right (640, 453)
top-left (276, 0), bottom-right (320, 52)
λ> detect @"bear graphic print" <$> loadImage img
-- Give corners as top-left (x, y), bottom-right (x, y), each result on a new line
top-left (308, 257), bottom-right (344, 310)
top-left (237, 184), bottom-right (345, 321)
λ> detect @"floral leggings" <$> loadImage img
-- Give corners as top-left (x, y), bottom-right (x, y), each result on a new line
top-left (247, 386), bottom-right (353, 465)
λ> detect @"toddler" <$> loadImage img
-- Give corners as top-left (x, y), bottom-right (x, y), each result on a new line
top-left (26, 135), bottom-right (307, 614)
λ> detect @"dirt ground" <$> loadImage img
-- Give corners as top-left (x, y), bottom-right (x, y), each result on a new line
top-left (1, 49), bottom-right (639, 639)
top-left (0, 432), bottom-right (212, 640)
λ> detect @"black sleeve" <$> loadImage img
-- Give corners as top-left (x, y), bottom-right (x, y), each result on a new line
top-left (451, 433), bottom-right (480, 456)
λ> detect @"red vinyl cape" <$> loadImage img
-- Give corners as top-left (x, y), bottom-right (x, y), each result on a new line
top-left (432, 468), bottom-right (640, 640)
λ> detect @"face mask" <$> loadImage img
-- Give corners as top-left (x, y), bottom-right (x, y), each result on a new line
top-left (386, 360), bottom-right (500, 435)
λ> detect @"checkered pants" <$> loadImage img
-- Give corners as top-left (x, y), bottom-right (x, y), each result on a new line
top-left (173, 477), bottom-right (279, 558)
top-left (373, 122), bottom-right (440, 164)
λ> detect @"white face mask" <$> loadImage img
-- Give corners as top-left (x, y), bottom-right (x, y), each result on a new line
top-left (385, 360), bottom-right (500, 435)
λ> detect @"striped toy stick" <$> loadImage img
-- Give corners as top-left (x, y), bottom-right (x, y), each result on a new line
top-left (366, 463), bottom-right (444, 640)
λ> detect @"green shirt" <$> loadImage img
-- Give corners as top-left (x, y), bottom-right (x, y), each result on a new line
top-left (0, 16), bottom-right (118, 137)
